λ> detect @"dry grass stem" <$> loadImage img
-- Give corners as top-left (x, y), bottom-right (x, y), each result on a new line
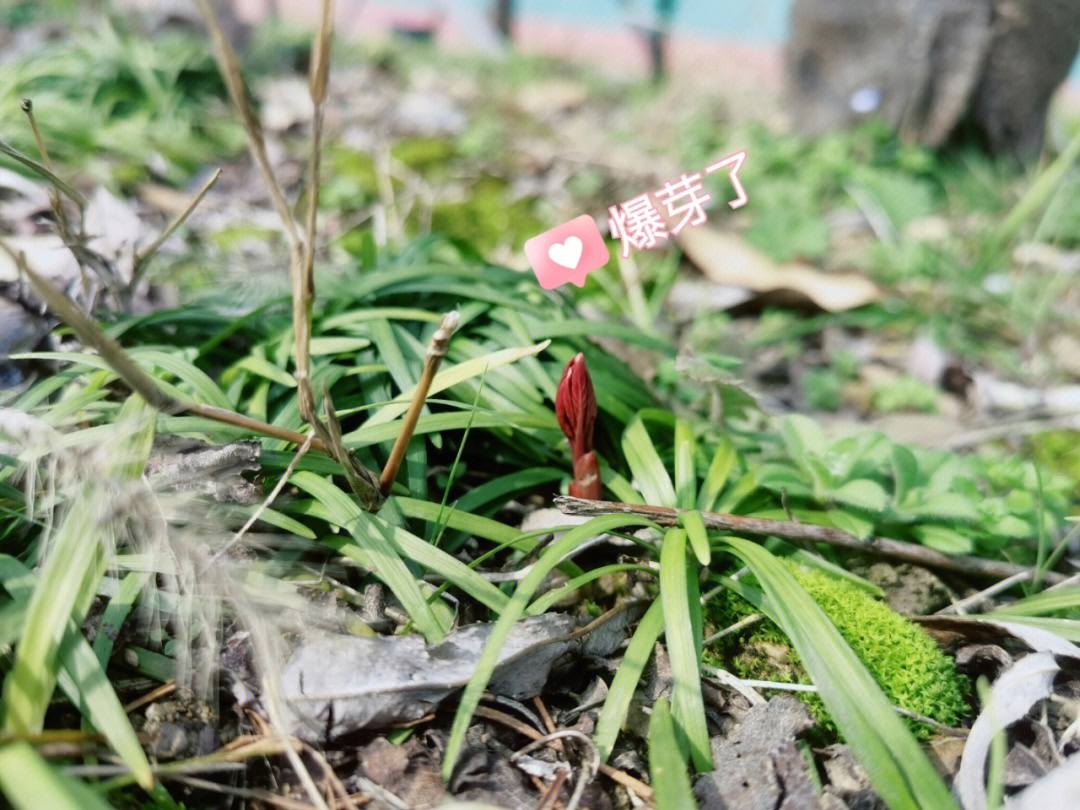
top-left (935, 569), bottom-right (1034, 615)
top-left (195, 0), bottom-right (387, 510)
top-left (379, 310), bottom-right (460, 495)
top-left (171, 775), bottom-right (363, 810)
top-left (6, 245), bottom-right (171, 410)
top-left (212, 434), bottom-right (314, 564)
top-left (473, 706), bottom-right (654, 802)
top-left (122, 681), bottom-right (177, 714)
top-left (134, 167), bottom-right (222, 270)
top-left (2, 243), bottom-right (340, 455)
top-left (0, 137), bottom-right (85, 207)
top-left (193, 0), bottom-right (299, 249)
top-left (321, 386), bottom-right (383, 510)
top-left (294, 0), bottom-right (335, 423)
top-left (703, 612), bottom-right (764, 645)
top-left (19, 98), bottom-right (54, 173)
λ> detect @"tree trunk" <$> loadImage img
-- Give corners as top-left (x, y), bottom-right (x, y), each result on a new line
top-left (495, 0), bottom-right (514, 40)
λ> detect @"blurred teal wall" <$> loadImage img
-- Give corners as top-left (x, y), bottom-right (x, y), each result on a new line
top-left (405, 0), bottom-right (1080, 79)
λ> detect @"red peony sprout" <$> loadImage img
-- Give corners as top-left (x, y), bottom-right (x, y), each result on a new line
top-left (556, 353), bottom-right (601, 500)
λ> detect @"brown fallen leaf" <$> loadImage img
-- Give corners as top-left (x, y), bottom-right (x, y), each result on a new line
top-left (676, 226), bottom-right (882, 312)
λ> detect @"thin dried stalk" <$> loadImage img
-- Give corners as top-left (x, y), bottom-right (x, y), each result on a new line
top-left (10, 105), bottom-right (90, 295)
top-left (379, 311), bottom-right (460, 496)
top-left (294, 0), bottom-right (335, 424)
top-left (19, 98), bottom-right (54, 173)
top-left (935, 569), bottom-right (1033, 615)
top-left (211, 434), bottom-right (313, 564)
top-left (169, 776), bottom-right (337, 810)
top-left (133, 167), bottom-right (222, 274)
top-left (193, 0), bottom-right (299, 250)
top-left (472, 705), bottom-right (654, 801)
top-left (0, 243), bottom-right (331, 453)
top-left (193, 0), bottom-right (392, 510)
top-left (555, 496), bottom-right (1068, 584)
top-left (322, 385), bottom-right (383, 511)
top-left (123, 681), bottom-right (177, 714)
top-left (94, 736), bottom-right (301, 790)
top-left (5, 244), bottom-right (170, 410)
top-left (0, 138), bottom-right (85, 208)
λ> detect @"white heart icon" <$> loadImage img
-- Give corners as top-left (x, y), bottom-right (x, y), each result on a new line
top-left (548, 236), bottom-right (583, 270)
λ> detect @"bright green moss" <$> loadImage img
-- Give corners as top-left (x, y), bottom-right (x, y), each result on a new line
top-left (705, 562), bottom-right (969, 739)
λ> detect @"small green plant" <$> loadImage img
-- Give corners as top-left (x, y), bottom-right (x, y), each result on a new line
top-left (707, 560), bottom-right (970, 738)
top-left (753, 415), bottom-right (1071, 554)
top-left (872, 375), bottom-right (940, 413)
top-left (801, 367), bottom-right (845, 411)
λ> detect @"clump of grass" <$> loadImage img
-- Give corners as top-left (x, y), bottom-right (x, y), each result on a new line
top-left (707, 560), bottom-right (970, 738)
top-left (0, 17), bottom-right (241, 185)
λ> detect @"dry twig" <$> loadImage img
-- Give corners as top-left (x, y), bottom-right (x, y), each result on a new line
top-left (0, 245), bottom-right (338, 450)
top-left (935, 569), bottom-right (1034, 615)
top-left (379, 310), bottom-right (460, 495)
top-left (472, 706), bottom-right (654, 802)
top-left (123, 681), bottom-right (177, 714)
top-left (193, 0), bottom-right (299, 248)
top-left (555, 496), bottom-right (1068, 584)
top-left (171, 775), bottom-right (369, 810)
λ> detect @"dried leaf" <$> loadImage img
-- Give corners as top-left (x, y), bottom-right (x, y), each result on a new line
top-left (280, 608), bottom-right (640, 741)
top-left (1007, 751), bottom-right (1080, 810)
top-left (956, 652), bottom-right (1059, 810)
top-left (280, 615), bottom-right (575, 740)
top-left (677, 226), bottom-right (882, 312)
top-left (916, 616), bottom-right (1080, 659)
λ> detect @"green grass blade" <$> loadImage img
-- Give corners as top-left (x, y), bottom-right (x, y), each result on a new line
top-left (525, 564), bottom-right (653, 616)
top-left (594, 598), bottom-right (664, 762)
top-left (343, 410), bottom-right (556, 448)
top-left (698, 437), bottom-right (736, 512)
top-left (659, 529), bottom-right (711, 772)
top-left (365, 340), bottom-right (551, 426)
top-left (600, 459), bottom-right (645, 504)
top-left (393, 496), bottom-right (524, 547)
top-left (973, 614), bottom-right (1080, 641)
top-left (718, 537), bottom-right (960, 810)
top-left (674, 419), bottom-right (696, 510)
top-left (230, 354), bottom-right (297, 389)
top-left (519, 319), bottom-right (675, 356)
top-left (92, 572), bottom-right (148, 666)
top-left (289, 472), bottom-right (446, 642)
top-left (359, 515), bottom-right (509, 613)
top-left (991, 585), bottom-right (1080, 617)
top-left (680, 510), bottom-right (711, 567)
top-left (442, 514), bottom-right (656, 780)
top-left (0, 557), bottom-right (152, 789)
top-left (56, 626), bottom-right (153, 789)
top-left (623, 416), bottom-right (676, 507)
top-left (0, 742), bottom-right (117, 810)
top-left (130, 348), bottom-right (234, 409)
top-left (452, 467), bottom-right (566, 516)
top-left (2, 491), bottom-right (108, 733)
top-left (648, 699), bottom-right (699, 810)
top-left (302, 494), bottom-right (511, 612)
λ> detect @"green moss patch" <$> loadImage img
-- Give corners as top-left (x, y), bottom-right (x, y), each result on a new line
top-left (706, 562), bottom-right (969, 739)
